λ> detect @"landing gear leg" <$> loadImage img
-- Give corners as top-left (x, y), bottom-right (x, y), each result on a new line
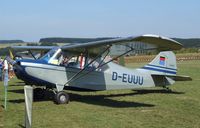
top-left (54, 84), bottom-right (69, 104)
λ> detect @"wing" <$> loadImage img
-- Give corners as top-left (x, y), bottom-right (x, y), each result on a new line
top-left (61, 34), bottom-right (182, 54)
top-left (10, 34), bottom-right (182, 55)
top-left (10, 46), bottom-right (56, 51)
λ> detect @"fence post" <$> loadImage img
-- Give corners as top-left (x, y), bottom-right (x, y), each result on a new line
top-left (24, 86), bottom-right (33, 128)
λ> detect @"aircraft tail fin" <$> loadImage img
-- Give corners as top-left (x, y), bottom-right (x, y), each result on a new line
top-left (141, 51), bottom-right (192, 86)
top-left (142, 51), bottom-right (177, 76)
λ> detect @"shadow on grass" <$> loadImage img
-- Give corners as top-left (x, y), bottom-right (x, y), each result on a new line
top-left (8, 83), bottom-right (25, 87)
top-left (7, 90), bottom-right (53, 104)
top-left (7, 92), bottom-right (155, 108)
top-left (8, 99), bottom-right (25, 104)
top-left (7, 88), bottom-right (184, 108)
top-left (0, 105), bottom-right (4, 110)
top-left (131, 89), bottom-right (185, 95)
top-left (9, 89), bottom-right (24, 93)
top-left (68, 92), bottom-right (155, 108)
top-left (18, 124), bottom-right (25, 128)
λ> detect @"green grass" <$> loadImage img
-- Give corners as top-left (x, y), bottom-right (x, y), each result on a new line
top-left (1, 60), bottom-right (200, 128)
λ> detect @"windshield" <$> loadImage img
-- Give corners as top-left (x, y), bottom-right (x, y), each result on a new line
top-left (40, 48), bottom-right (59, 62)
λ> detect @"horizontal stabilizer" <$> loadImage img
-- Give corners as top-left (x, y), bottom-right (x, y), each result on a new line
top-left (174, 75), bottom-right (192, 81)
top-left (151, 75), bottom-right (175, 86)
top-left (151, 74), bottom-right (192, 87)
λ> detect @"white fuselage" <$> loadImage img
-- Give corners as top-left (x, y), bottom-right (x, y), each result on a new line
top-left (20, 61), bottom-right (155, 90)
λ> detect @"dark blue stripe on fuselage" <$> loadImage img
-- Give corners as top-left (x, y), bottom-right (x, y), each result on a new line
top-left (147, 64), bottom-right (177, 71)
top-left (142, 67), bottom-right (177, 74)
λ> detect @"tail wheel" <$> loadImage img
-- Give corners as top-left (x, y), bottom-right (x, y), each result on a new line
top-left (54, 91), bottom-right (69, 104)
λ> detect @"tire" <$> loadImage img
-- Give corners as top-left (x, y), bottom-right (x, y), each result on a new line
top-left (34, 88), bottom-right (45, 100)
top-left (54, 91), bottom-right (69, 104)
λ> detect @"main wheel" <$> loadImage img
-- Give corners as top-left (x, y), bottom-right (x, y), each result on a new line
top-left (54, 91), bottom-right (69, 104)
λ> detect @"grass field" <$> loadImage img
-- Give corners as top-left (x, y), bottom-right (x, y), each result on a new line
top-left (0, 60), bottom-right (200, 128)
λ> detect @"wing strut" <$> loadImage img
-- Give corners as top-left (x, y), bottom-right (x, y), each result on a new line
top-left (98, 45), bottom-right (134, 68)
top-left (64, 44), bottom-right (135, 85)
top-left (64, 45), bottom-right (112, 86)
top-left (28, 50), bottom-right (37, 60)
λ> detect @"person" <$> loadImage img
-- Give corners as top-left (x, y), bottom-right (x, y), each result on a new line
top-left (61, 56), bottom-right (69, 66)
top-left (9, 64), bottom-right (14, 79)
top-left (3, 59), bottom-right (9, 83)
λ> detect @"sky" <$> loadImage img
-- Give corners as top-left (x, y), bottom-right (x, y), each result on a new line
top-left (0, 0), bottom-right (200, 42)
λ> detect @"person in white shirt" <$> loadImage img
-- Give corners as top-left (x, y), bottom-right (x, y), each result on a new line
top-left (3, 60), bottom-right (8, 70)
top-left (3, 60), bottom-right (9, 83)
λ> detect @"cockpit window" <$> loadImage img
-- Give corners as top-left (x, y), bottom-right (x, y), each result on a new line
top-left (40, 48), bottom-right (59, 62)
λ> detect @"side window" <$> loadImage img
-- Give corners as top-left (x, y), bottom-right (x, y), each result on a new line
top-left (49, 51), bottom-right (63, 65)
top-left (66, 56), bottom-right (80, 68)
top-left (55, 52), bottom-right (62, 62)
top-left (41, 49), bottom-right (57, 62)
top-left (40, 48), bottom-right (63, 65)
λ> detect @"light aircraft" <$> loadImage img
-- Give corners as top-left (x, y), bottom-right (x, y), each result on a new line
top-left (8, 34), bottom-right (191, 104)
